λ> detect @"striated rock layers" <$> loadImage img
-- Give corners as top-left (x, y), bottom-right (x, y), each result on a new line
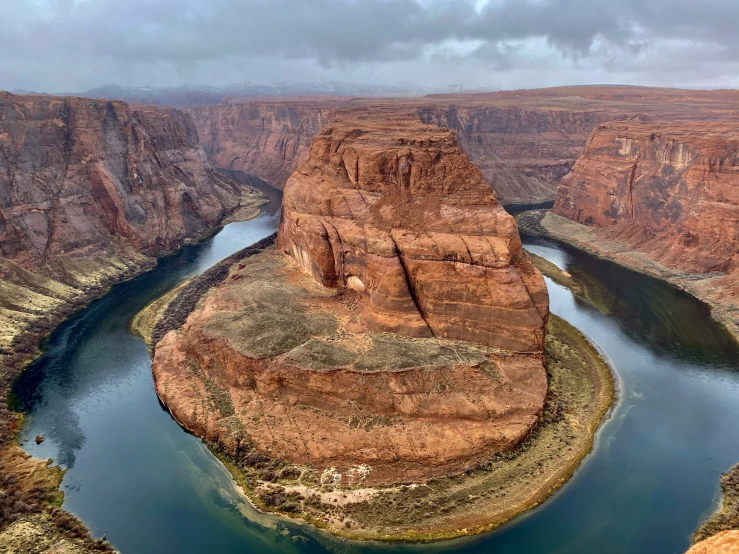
top-left (552, 121), bottom-right (739, 339)
top-left (186, 98), bottom-right (613, 205)
top-left (184, 101), bottom-right (332, 189)
top-left (0, 92), bottom-right (263, 387)
top-left (278, 108), bottom-right (549, 352)
top-left (152, 109), bottom-right (549, 487)
top-left (554, 121), bottom-right (739, 275)
top-left (185, 86), bottom-right (739, 206)
top-left (416, 105), bottom-right (617, 205)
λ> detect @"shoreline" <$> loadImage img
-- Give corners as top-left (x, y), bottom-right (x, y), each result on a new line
top-left (517, 210), bottom-right (739, 345)
top-left (136, 241), bottom-right (616, 543)
top-left (0, 198), bottom-right (266, 551)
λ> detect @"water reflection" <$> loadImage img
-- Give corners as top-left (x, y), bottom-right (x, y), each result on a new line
top-left (526, 237), bottom-right (739, 365)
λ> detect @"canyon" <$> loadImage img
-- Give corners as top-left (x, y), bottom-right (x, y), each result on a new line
top-left (1, 84), bottom-right (738, 550)
top-left (550, 120), bottom-right (739, 340)
top-left (0, 92), bottom-right (265, 371)
top-left (186, 86), bottom-right (739, 206)
top-left (145, 108), bottom-right (614, 539)
top-left (0, 92), bottom-right (265, 551)
top-left (153, 108), bottom-right (550, 484)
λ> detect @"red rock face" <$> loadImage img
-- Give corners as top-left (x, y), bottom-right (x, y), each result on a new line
top-left (277, 108), bottom-right (549, 352)
top-left (554, 121), bottom-right (739, 275)
top-left (151, 249), bottom-right (548, 487)
top-left (0, 92), bottom-right (251, 270)
top-left (185, 87), bottom-right (739, 205)
top-left (686, 531), bottom-right (739, 554)
top-left (416, 105), bottom-right (617, 205)
top-left (183, 101), bottom-right (332, 189)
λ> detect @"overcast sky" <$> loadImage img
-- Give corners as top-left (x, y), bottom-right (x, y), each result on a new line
top-left (3, 0), bottom-right (739, 93)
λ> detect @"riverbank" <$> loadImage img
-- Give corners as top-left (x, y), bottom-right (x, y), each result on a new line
top-left (0, 192), bottom-right (267, 553)
top-left (137, 239), bottom-right (615, 542)
top-left (694, 464), bottom-right (739, 543)
top-left (517, 210), bottom-right (739, 344)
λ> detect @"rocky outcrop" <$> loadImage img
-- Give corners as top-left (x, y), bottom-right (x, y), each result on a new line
top-left (151, 109), bottom-right (549, 490)
top-left (153, 248), bottom-right (548, 487)
top-left (0, 91), bottom-right (264, 436)
top-left (550, 120), bottom-right (739, 340)
top-left (416, 105), bottom-right (620, 205)
top-left (554, 121), bottom-right (739, 275)
top-left (278, 108), bottom-right (549, 352)
top-left (184, 102), bottom-right (332, 189)
top-left (186, 99), bottom-right (613, 205)
top-left (185, 87), bottom-right (739, 205)
top-left (0, 92), bottom-right (262, 269)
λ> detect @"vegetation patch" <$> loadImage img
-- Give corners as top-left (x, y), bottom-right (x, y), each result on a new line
top-left (695, 464), bottom-right (739, 543)
top-left (151, 233), bottom-right (277, 344)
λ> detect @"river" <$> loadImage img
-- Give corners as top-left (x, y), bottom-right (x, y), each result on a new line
top-left (12, 184), bottom-right (739, 554)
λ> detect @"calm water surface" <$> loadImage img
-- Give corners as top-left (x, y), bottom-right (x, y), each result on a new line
top-left (13, 200), bottom-right (739, 554)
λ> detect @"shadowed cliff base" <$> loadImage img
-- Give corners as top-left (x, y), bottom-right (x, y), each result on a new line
top-left (137, 241), bottom-right (614, 540)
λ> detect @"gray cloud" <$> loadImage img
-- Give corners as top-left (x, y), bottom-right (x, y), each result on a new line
top-left (1, 0), bottom-right (739, 92)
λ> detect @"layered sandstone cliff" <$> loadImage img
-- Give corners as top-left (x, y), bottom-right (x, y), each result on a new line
top-left (550, 121), bottom-right (739, 339)
top-left (186, 99), bottom-right (611, 205)
top-left (151, 110), bottom-right (549, 490)
top-left (0, 92), bottom-right (263, 396)
top-left (278, 108), bottom-right (549, 351)
top-left (184, 102), bottom-right (332, 189)
top-left (185, 86), bottom-right (739, 206)
top-left (416, 105), bottom-right (618, 205)
top-left (554, 121), bottom-right (739, 274)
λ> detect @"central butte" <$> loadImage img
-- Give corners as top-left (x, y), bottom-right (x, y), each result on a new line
top-left (151, 108), bottom-right (549, 488)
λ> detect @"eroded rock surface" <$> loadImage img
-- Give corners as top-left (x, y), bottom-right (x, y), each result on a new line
top-left (186, 86), bottom-right (739, 205)
top-left (0, 92), bottom-right (263, 438)
top-left (552, 121), bottom-right (739, 339)
top-left (277, 108), bottom-right (548, 352)
top-left (152, 110), bottom-right (549, 488)
top-left (153, 250), bottom-right (547, 486)
top-left (184, 101), bottom-right (333, 189)
top-left (0, 92), bottom-right (257, 267)
top-left (554, 121), bottom-right (739, 275)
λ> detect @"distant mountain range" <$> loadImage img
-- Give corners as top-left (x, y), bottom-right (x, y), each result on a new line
top-left (12, 82), bottom-right (496, 107)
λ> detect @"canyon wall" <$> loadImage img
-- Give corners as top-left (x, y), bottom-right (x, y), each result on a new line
top-left (554, 121), bottom-right (739, 275)
top-left (416, 105), bottom-right (620, 205)
top-left (278, 108), bottom-right (548, 351)
top-left (183, 102), bottom-right (333, 189)
top-left (0, 92), bottom-right (263, 387)
top-left (185, 87), bottom-right (739, 205)
top-left (185, 98), bottom-right (620, 204)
